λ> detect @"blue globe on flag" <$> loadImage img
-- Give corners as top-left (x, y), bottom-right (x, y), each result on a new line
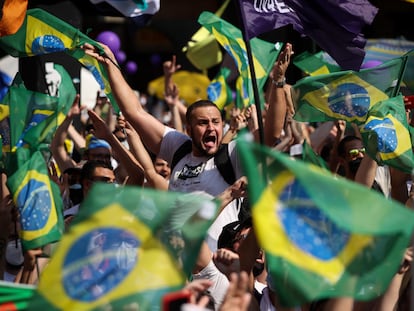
top-left (32, 35), bottom-right (65, 54)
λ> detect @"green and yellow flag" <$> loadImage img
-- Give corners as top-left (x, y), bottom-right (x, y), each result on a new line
top-left (235, 75), bottom-right (249, 109)
top-left (7, 151), bottom-right (64, 250)
top-left (237, 135), bottom-right (414, 307)
top-left (207, 67), bottom-right (233, 110)
top-left (0, 281), bottom-right (35, 311)
top-left (20, 64), bottom-right (76, 150)
top-left (182, 0), bottom-right (230, 71)
top-left (0, 8), bottom-right (117, 111)
top-left (198, 11), bottom-right (281, 108)
top-left (301, 140), bottom-right (328, 170)
top-left (402, 49), bottom-right (414, 94)
top-left (292, 57), bottom-right (405, 124)
top-left (0, 75), bottom-right (59, 156)
top-left (360, 95), bottom-right (414, 173)
top-left (293, 51), bottom-right (341, 76)
top-left (0, 103), bottom-right (10, 153)
top-left (29, 184), bottom-right (219, 310)
top-left (8, 78), bottom-right (59, 151)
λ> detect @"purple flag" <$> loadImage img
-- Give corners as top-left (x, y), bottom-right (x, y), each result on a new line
top-left (239, 0), bottom-right (378, 70)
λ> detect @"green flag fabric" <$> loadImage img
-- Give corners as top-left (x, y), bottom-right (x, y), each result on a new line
top-left (402, 49), bottom-right (414, 94)
top-left (0, 75), bottom-right (59, 159)
top-left (21, 64), bottom-right (76, 150)
top-left (237, 135), bottom-right (414, 307)
top-left (293, 51), bottom-right (341, 76)
top-left (29, 184), bottom-right (219, 310)
top-left (0, 65), bottom-right (74, 154)
top-left (198, 11), bottom-right (281, 108)
top-left (9, 79), bottom-right (59, 151)
top-left (7, 151), bottom-right (64, 250)
top-left (292, 57), bottom-right (406, 124)
top-left (0, 8), bottom-right (117, 111)
top-left (0, 103), bottom-right (10, 153)
top-left (235, 75), bottom-right (249, 109)
top-left (301, 140), bottom-right (328, 169)
top-left (360, 95), bottom-right (414, 173)
top-left (0, 281), bottom-right (35, 311)
top-left (207, 67), bottom-right (233, 110)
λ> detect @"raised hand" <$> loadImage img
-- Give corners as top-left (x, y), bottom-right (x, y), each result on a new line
top-left (213, 248), bottom-right (240, 277)
top-left (270, 43), bottom-right (293, 82)
top-left (68, 94), bottom-right (83, 119)
top-left (219, 272), bottom-right (251, 311)
top-left (163, 55), bottom-right (181, 77)
top-left (81, 42), bottom-right (117, 67)
top-left (87, 109), bottom-right (112, 140)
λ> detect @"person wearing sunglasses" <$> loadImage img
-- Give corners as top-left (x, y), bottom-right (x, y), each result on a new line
top-left (337, 135), bottom-right (366, 180)
top-left (337, 135), bottom-right (390, 196)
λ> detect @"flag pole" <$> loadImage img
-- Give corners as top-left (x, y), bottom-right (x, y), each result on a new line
top-left (233, 0), bottom-right (265, 145)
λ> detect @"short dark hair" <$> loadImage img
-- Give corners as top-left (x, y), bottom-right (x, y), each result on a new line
top-left (185, 99), bottom-right (222, 125)
top-left (337, 135), bottom-right (362, 157)
top-left (80, 160), bottom-right (113, 182)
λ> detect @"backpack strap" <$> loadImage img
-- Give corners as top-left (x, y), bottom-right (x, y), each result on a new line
top-left (171, 141), bottom-right (236, 186)
top-left (171, 140), bottom-right (192, 171)
top-left (214, 144), bottom-right (236, 185)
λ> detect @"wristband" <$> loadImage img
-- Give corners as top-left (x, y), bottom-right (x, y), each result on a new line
top-left (272, 77), bottom-right (286, 88)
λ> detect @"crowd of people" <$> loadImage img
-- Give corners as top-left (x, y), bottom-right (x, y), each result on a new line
top-left (0, 39), bottom-right (413, 311)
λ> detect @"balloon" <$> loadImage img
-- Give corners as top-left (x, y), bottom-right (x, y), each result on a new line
top-left (96, 31), bottom-right (121, 52)
top-left (361, 60), bottom-right (382, 69)
top-left (115, 50), bottom-right (126, 64)
top-left (125, 61), bottom-right (137, 74)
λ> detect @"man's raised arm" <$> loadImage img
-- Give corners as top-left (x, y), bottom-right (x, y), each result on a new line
top-left (82, 42), bottom-right (166, 155)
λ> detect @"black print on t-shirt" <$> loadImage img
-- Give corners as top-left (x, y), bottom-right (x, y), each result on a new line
top-left (177, 163), bottom-right (204, 180)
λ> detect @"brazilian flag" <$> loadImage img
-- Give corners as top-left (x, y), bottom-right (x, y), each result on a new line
top-left (301, 140), bottom-right (328, 170)
top-left (1, 74), bottom-right (60, 174)
top-left (0, 281), bottom-right (35, 310)
top-left (237, 135), bottom-right (414, 307)
top-left (198, 11), bottom-right (281, 108)
top-left (7, 151), bottom-right (64, 250)
top-left (402, 49), bottom-right (414, 94)
top-left (293, 51), bottom-right (341, 76)
top-left (207, 67), bottom-right (233, 110)
top-left (0, 8), bottom-right (117, 112)
top-left (292, 57), bottom-right (406, 124)
top-left (360, 95), bottom-right (414, 173)
top-left (8, 78), bottom-right (59, 151)
top-left (29, 184), bottom-right (219, 310)
top-left (235, 75), bottom-right (249, 109)
top-left (0, 103), bottom-right (10, 153)
top-left (0, 281), bottom-right (35, 311)
top-left (20, 64), bottom-right (76, 150)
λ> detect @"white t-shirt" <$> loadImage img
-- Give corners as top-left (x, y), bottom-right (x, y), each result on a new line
top-left (192, 260), bottom-right (229, 310)
top-left (158, 128), bottom-right (243, 251)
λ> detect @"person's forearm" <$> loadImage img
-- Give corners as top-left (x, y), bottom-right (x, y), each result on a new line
top-left (222, 128), bottom-right (237, 144)
top-left (51, 115), bottom-right (76, 171)
top-left (176, 99), bottom-right (187, 123)
top-left (104, 59), bottom-right (166, 154)
top-left (265, 86), bottom-right (287, 147)
top-left (126, 131), bottom-right (168, 190)
top-left (67, 124), bottom-right (85, 152)
top-left (169, 104), bottom-right (183, 133)
top-left (374, 273), bottom-right (404, 311)
top-left (355, 155), bottom-right (377, 188)
top-left (102, 130), bottom-right (145, 185)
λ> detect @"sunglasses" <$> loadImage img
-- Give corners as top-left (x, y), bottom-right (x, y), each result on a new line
top-left (348, 147), bottom-right (365, 157)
